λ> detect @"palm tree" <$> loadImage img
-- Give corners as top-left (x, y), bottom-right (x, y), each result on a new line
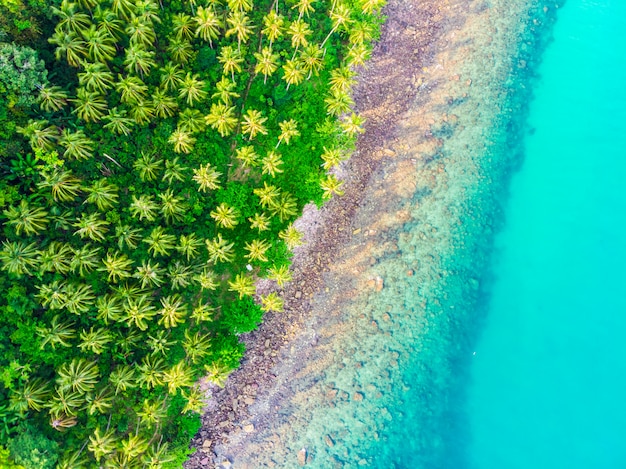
top-left (241, 109), bottom-right (268, 139)
top-left (162, 361), bottom-right (194, 394)
top-left (94, 6), bottom-right (124, 39)
top-left (349, 19), bottom-right (375, 45)
top-left (254, 182), bottom-right (280, 208)
top-left (267, 263), bottom-right (292, 286)
top-left (4, 200), bottom-right (49, 236)
top-left (63, 283), bottom-right (96, 315)
top-left (38, 241), bottom-right (73, 274)
top-left (346, 42), bottom-right (370, 67)
top-left (179, 73), bottom-right (208, 106)
top-left (173, 13), bottom-right (195, 40)
top-left (52, 1), bottom-right (91, 33)
top-left (73, 213), bottom-right (110, 242)
top-left (235, 145), bottom-right (258, 167)
top-left (134, 260), bottom-right (165, 288)
top-left (143, 442), bottom-right (176, 469)
top-left (59, 128), bottom-right (95, 160)
top-left (160, 62), bottom-right (184, 91)
top-left (109, 365), bottom-right (137, 394)
top-left (211, 76), bottom-right (240, 105)
top-left (164, 157), bottom-right (188, 184)
top-left (300, 43), bottom-right (324, 78)
top-left (194, 268), bottom-right (219, 291)
top-left (168, 128), bottom-right (196, 154)
top-left (129, 99), bottom-right (155, 125)
top-left (36, 280), bottom-right (67, 310)
top-left (78, 62), bottom-right (114, 93)
top-left (324, 88), bottom-right (354, 116)
top-left (167, 37), bottom-right (195, 64)
top-left (152, 89), bottom-right (179, 118)
top-left (85, 178), bottom-right (119, 210)
top-left (228, 272), bottom-right (255, 298)
top-left (136, 0), bottom-right (161, 24)
top-left (17, 120), bottom-right (58, 151)
top-left (46, 388), bottom-right (84, 417)
top-left (195, 5), bottom-right (222, 46)
top-left (248, 212), bottom-right (271, 232)
top-left (192, 163), bottom-right (222, 191)
top-left (329, 67), bottom-right (356, 94)
top-left (137, 355), bottom-right (166, 389)
top-left (99, 252), bottom-right (134, 282)
top-left (169, 261), bottom-right (193, 290)
top-left (116, 224), bottom-right (142, 250)
top-left (124, 43), bottom-right (156, 76)
top-left (137, 398), bottom-right (168, 427)
top-left (278, 223), bottom-right (304, 249)
top-left (70, 244), bottom-right (101, 276)
top-left (191, 301), bottom-right (216, 323)
top-left (321, 3), bottom-right (353, 48)
top-left (130, 194), bottom-right (159, 221)
top-left (36, 315), bottom-right (75, 349)
top-left (360, 0), bottom-right (386, 15)
top-left (78, 327), bottom-right (112, 354)
top-left (48, 30), bottom-right (86, 67)
top-left (116, 75), bottom-right (148, 104)
top-left (96, 294), bottom-right (123, 325)
top-left (205, 102), bottom-right (237, 136)
top-left (147, 329), bottom-right (175, 356)
top-left (57, 358), bottom-right (99, 394)
top-left (38, 85), bottom-right (69, 112)
top-left (103, 107), bottom-right (135, 135)
top-left (227, 0), bottom-right (252, 12)
top-left (178, 108), bottom-right (206, 133)
top-left (158, 294), bottom-right (187, 328)
top-left (218, 45), bottom-right (244, 80)
top-left (210, 202), bottom-right (240, 229)
top-left (122, 294), bottom-right (156, 330)
top-left (254, 47), bottom-right (279, 84)
top-left (225, 11), bottom-right (254, 50)
top-left (88, 427), bottom-right (117, 462)
top-left (244, 238), bottom-right (270, 263)
top-left (271, 192), bottom-right (298, 222)
top-left (85, 386), bottom-right (114, 415)
top-left (126, 15), bottom-right (156, 47)
top-left (262, 10), bottom-right (284, 48)
top-left (261, 292), bottom-right (284, 312)
top-left (204, 361), bottom-right (231, 387)
top-left (320, 146), bottom-right (344, 169)
top-left (182, 386), bottom-right (207, 414)
top-left (261, 150), bottom-right (283, 177)
top-left (49, 206), bottom-right (74, 231)
top-left (276, 118), bottom-right (300, 147)
top-left (112, 0), bottom-right (136, 19)
top-left (9, 379), bottom-right (51, 413)
top-left (176, 233), bottom-right (203, 260)
top-left (287, 19), bottom-right (311, 56)
top-left (205, 233), bottom-right (235, 263)
top-left (159, 189), bottom-right (187, 223)
top-left (82, 24), bottom-right (116, 62)
top-left (282, 59), bottom-right (305, 89)
top-left (320, 173), bottom-right (345, 199)
top-left (72, 87), bottom-right (108, 123)
top-left (144, 226), bottom-right (177, 256)
top-left (341, 112), bottom-right (365, 135)
top-left (134, 152), bottom-right (163, 181)
top-left (37, 169), bottom-right (83, 202)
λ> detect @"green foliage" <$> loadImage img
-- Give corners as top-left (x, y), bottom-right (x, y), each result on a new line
top-left (6, 425), bottom-right (59, 469)
top-left (0, 43), bottom-right (47, 109)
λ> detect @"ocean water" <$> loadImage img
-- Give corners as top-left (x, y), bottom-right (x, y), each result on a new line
top-left (466, 1), bottom-right (626, 468)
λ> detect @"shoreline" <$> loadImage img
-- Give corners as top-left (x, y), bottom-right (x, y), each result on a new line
top-left (185, 0), bottom-right (542, 467)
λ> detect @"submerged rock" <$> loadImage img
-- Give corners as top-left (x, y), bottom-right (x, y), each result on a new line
top-left (297, 447), bottom-right (308, 466)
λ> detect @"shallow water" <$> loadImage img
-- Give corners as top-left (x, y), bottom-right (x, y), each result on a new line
top-left (466, 0), bottom-right (626, 467)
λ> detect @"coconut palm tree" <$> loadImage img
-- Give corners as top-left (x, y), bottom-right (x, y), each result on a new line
top-left (36, 315), bottom-right (75, 349)
top-left (205, 102), bottom-right (237, 136)
top-left (130, 194), bottom-right (159, 221)
top-left (116, 75), bottom-right (148, 104)
top-left (282, 59), bottom-right (305, 89)
top-left (85, 386), bottom-right (114, 415)
top-left (346, 42), bottom-right (370, 67)
top-left (112, 0), bottom-right (136, 19)
top-left (329, 66), bottom-right (356, 94)
top-left (279, 223), bottom-right (304, 249)
top-left (195, 5), bottom-right (222, 46)
top-left (244, 238), bottom-right (270, 263)
top-left (116, 224), bottom-right (142, 250)
top-left (179, 73), bottom-right (208, 106)
top-left (225, 11), bottom-right (254, 50)
top-left (261, 150), bottom-right (283, 177)
top-left (143, 442), bottom-right (175, 469)
top-left (70, 244), bottom-right (101, 276)
top-left (37, 169), bottom-right (82, 202)
top-left (144, 226), bottom-right (177, 256)
top-left (137, 397), bottom-right (168, 427)
top-left (129, 98), bottom-right (155, 125)
top-left (262, 10), bottom-right (284, 48)
top-left (78, 62), bottom-right (114, 93)
top-left (158, 294), bottom-right (187, 328)
top-left (9, 378), bottom-right (51, 413)
top-left (210, 202), bottom-right (240, 229)
top-left (248, 212), bottom-right (271, 232)
top-left (324, 88), bottom-right (354, 116)
top-left (173, 13), bottom-right (195, 40)
top-left (267, 263), bottom-right (292, 286)
top-left (206, 233), bottom-right (235, 263)
top-left (134, 152), bottom-right (163, 181)
top-left (235, 145), bottom-right (258, 167)
top-left (73, 213), bottom-right (110, 242)
top-left (276, 118), bottom-right (300, 147)
top-left (134, 260), bottom-right (165, 288)
top-left (164, 157), bottom-right (188, 184)
top-left (254, 47), bottom-right (279, 84)
top-left (3, 200), bottom-right (49, 236)
top-left (137, 355), bottom-right (166, 389)
top-left (126, 15), bottom-right (156, 47)
top-left (124, 43), bottom-right (157, 76)
top-left (38, 85), bottom-right (69, 112)
top-left (36, 280), bottom-right (67, 310)
top-left (49, 30), bottom-right (86, 67)
top-left (103, 107), bottom-right (135, 135)
top-left (82, 24), bottom-right (116, 62)
top-left (63, 283), bottom-right (96, 315)
top-left (300, 43), bottom-right (324, 78)
top-left (227, 0), bottom-right (253, 12)
top-left (192, 163), bottom-right (222, 191)
top-left (194, 269), bottom-right (219, 291)
top-left (182, 386), bottom-right (207, 414)
top-left (136, 0), bottom-right (161, 24)
top-left (211, 76), bottom-right (240, 105)
top-left (85, 178), bottom-right (119, 210)
top-left (271, 192), bottom-right (298, 221)
top-left (168, 128), bottom-right (196, 154)
top-left (287, 19), bottom-right (311, 56)
top-left (72, 87), bottom-right (108, 123)
top-left (349, 19), bottom-right (375, 45)
top-left (254, 182), bottom-right (280, 208)
top-left (99, 252), bottom-right (134, 282)
top-left (94, 6), bottom-right (125, 39)
top-left (168, 261), bottom-right (194, 290)
top-left (38, 241), bottom-right (73, 274)
top-left (204, 361), bottom-right (231, 387)
top-left (191, 301), bottom-right (216, 323)
top-left (167, 37), bottom-right (195, 64)
top-left (147, 329), bottom-right (175, 356)
top-left (162, 361), bottom-right (194, 394)
top-left (88, 427), bottom-right (117, 462)
top-left (178, 108), bottom-right (206, 133)
top-left (78, 327), bottom-right (112, 354)
top-left (261, 292), bottom-right (284, 312)
top-left (160, 62), bottom-right (184, 91)
top-left (320, 173), bottom-right (344, 199)
top-left (241, 109), bottom-right (268, 139)
top-left (159, 189), bottom-right (186, 223)
top-left (176, 233), bottom-right (203, 260)
top-left (16, 120), bottom-right (58, 151)
top-left (360, 0), bottom-right (386, 15)
top-left (340, 112), bottom-right (365, 135)
top-left (122, 295), bottom-right (156, 331)
top-left (218, 45), bottom-right (244, 80)
top-left (52, 1), bottom-right (91, 33)
top-left (96, 294), bottom-right (123, 324)
top-left (58, 128), bottom-right (94, 160)
top-left (57, 358), bottom-right (99, 394)
top-left (46, 388), bottom-right (84, 417)
top-left (153, 89), bottom-right (179, 118)
top-left (228, 272), bottom-right (255, 298)
top-left (320, 146), bottom-right (344, 169)
top-left (322, 4), bottom-right (353, 48)
top-left (109, 365), bottom-right (137, 394)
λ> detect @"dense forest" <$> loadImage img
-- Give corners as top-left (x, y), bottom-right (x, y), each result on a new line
top-left (0, 0), bottom-right (384, 466)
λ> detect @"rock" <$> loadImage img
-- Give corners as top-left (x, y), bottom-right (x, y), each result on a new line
top-left (297, 447), bottom-right (307, 466)
top-left (202, 440), bottom-right (212, 449)
top-left (358, 459), bottom-right (368, 466)
top-left (382, 148), bottom-right (396, 157)
top-left (295, 291), bottom-right (302, 299)
top-left (374, 277), bottom-right (384, 292)
top-left (382, 312), bottom-right (391, 322)
top-left (406, 269), bottom-right (414, 276)
top-left (200, 457), bottom-right (209, 465)
top-left (324, 435), bottom-right (335, 447)
top-left (243, 424), bottom-right (255, 433)
top-left (326, 389), bottom-right (338, 400)
top-left (244, 397), bottom-right (255, 405)
top-left (353, 392), bottom-right (364, 402)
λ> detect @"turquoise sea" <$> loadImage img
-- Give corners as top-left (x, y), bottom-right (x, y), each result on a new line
top-left (466, 0), bottom-right (626, 468)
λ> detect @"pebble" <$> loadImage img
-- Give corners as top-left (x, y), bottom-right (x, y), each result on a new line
top-left (297, 447), bottom-right (307, 466)
top-left (324, 434), bottom-right (335, 447)
top-left (202, 440), bottom-right (212, 449)
top-left (353, 392), bottom-right (364, 402)
top-left (244, 397), bottom-right (255, 405)
top-left (243, 424), bottom-right (255, 433)
top-left (374, 277), bottom-right (384, 291)
top-left (295, 291), bottom-right (302, 299)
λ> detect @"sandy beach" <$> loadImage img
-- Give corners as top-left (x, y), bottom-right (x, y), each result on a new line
top-left (184, 0), bottom-right (541, 467)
